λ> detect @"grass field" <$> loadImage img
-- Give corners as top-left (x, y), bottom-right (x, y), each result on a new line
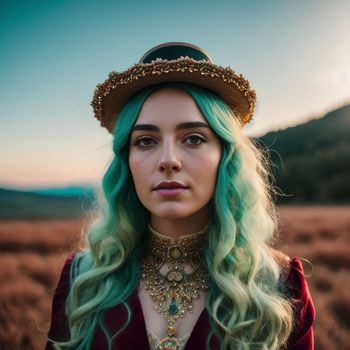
top-left (0, 206), bottom-right (349, 349)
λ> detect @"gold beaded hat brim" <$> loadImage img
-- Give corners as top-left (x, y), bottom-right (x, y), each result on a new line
top-left (91, 42), bottom-right (257, 133)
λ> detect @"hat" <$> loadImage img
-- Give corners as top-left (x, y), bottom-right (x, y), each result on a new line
top-left (91, 42), bottom-right (256, 133)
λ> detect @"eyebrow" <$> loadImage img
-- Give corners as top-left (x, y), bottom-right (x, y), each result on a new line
top-left (131, 121), bottom-right (210, 132)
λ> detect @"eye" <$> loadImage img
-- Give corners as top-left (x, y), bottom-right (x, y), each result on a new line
top-left (184, 135), bottom-right (206, 145)
top-left (134, 137), bottom-right (156, 147)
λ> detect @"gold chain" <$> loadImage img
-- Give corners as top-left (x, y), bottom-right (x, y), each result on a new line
top-left (140, 224), bottom-right (209, 350)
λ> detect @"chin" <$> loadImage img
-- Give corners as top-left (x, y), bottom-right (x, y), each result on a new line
top-left (153, 210), bottom-right (193, 220)
top-left (149, 204), bottom-right (197, 220)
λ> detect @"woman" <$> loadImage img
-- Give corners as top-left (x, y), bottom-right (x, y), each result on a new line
top-left (46, 42), bottom-right (315, 350)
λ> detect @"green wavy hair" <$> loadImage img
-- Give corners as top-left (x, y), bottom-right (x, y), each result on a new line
top-left (52, 82), bottom-right (294, 349)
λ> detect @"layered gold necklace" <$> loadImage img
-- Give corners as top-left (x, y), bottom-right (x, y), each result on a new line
top-left (140, 224), bottom-right (209, 350)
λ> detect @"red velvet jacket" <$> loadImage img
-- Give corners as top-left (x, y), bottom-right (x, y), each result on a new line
top-left (45, 255), bottom-right (315, 350)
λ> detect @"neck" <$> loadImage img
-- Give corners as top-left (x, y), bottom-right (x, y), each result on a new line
top-left (147, 223), bottom-right (207, 262)
top-left (150, 210), bottom-right (210, 239)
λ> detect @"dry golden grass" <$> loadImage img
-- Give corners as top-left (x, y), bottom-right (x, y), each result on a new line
top-left (276, 206), bottom-right (350, 350)
top-left (0, 206), bottom-right (349, 349)
top-left (0, 219), bottom-right (86, 350)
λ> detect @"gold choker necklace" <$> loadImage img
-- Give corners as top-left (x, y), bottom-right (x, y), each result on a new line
top-left (140, 224), bottom-right (209, 350)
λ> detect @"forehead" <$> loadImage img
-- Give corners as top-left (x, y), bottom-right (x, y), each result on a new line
top-left (135, 88), bottom-right (206, 125)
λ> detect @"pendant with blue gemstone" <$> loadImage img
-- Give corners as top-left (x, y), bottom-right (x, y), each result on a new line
top-left (168, 297), bottom-right (179, 315)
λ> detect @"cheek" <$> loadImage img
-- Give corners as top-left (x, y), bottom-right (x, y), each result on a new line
top-left (129, 156), bottom-right (151, 196)
top-left (191, 152), bottom-right (221, 187)
top-left (129, 157), bottom-right (142, 188)
top-left (203, 147), bottom-right (221, 170)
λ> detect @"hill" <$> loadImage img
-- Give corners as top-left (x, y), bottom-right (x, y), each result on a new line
top-left (256, 104), bottom-right (350, 203)
top-left (0, 188), bottom-right (95, 219)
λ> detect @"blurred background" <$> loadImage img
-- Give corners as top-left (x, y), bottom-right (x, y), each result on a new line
top-left (0, 0), bottom-right (349, 349)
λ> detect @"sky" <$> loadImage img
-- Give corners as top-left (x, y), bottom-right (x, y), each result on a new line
top-left (1, 0), bottom-right (350, 189)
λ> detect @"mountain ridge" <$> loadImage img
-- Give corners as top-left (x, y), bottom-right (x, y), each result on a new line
top-left (256, 103), bottom-right (350, 204)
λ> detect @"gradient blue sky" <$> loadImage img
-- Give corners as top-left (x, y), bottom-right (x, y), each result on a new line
top-left (1, 0), bottom-right (350, 189)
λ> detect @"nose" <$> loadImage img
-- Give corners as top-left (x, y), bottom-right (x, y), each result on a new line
top-left (157, 140), bottom-right (182, 172)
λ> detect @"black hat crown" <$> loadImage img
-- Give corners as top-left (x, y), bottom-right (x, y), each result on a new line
top-left (139, 42), bottom-right (212, 64)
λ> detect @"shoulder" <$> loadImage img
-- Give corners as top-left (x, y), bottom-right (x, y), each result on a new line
top-left (62, 253), bottom-right (76, 273)
top-left (284, 257), bottom-right (315, 308)
top-left (59, 253), bottom-right (77, 281)
top-left (266, 248), bottom-right (316, 348)
top-left (286, 258), bottom-right (316, 349)
top-left (268, 247), bottom-right (292, 276)
top-left (268, 248), bottom-right (316, 315)
top-left (46, 253), bottom-right (77, 347)
top-left (268, 247), bottom-right (314, 305)
top-left (52, 253), bottom-right (77, 300)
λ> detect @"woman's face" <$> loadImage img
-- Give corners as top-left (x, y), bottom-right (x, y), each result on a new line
top-left (128, 88), bottom-right (222, 226)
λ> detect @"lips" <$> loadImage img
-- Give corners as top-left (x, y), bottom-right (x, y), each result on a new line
top-left (154, 181), bottom-right (188, 190)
